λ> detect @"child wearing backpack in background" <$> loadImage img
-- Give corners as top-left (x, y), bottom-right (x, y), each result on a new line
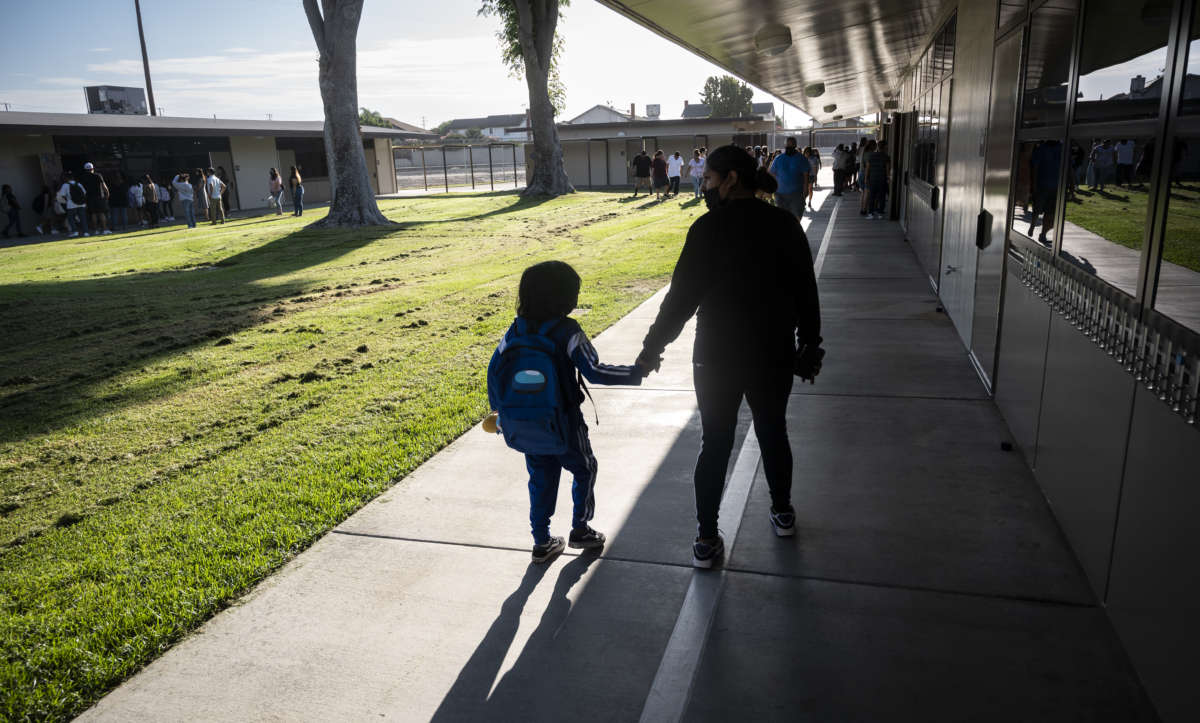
top-left (487, 260), bottom-right (655, 563)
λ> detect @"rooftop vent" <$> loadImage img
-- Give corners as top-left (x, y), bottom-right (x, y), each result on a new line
top-left (805, 82), bottom-right (825, 98)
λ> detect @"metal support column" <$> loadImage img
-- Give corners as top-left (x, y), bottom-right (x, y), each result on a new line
top-left (469, 145), bottom-right (475, 190)
top-left (442, 146), bottom-right (449, 193)
top-left (489, 145), bottom-right (495, 191)
top-left (420, 147), bottom-right (428, 191)
top-left (513, 144), bottom-right (518, 188)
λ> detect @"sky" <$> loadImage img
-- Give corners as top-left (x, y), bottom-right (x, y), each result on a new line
top-left (0, 0), bottom-right (813, 128)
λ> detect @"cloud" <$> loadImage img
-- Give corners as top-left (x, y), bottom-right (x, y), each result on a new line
top-left (89, 47), bottom-right (112, 52)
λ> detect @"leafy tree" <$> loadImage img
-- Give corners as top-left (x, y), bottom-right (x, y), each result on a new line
top-left (464, 128), bottom-right (487, 140)
top-left (359, 107), bottom-right (389, 128)
top-left (701, 75), bottom-right (754, 118)
top-left (432, 120), bottom-right (453, 135)
top-left (302, 0), bottom-right (391, 227)
top-left (479, 0), bottom-right (573, 196)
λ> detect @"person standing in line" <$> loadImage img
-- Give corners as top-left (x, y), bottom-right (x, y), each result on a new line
top-left (635, 145), bottom-right (822, 567)
top-left (865, 140), bottom-right (891, 219)
top-left (1089, 139), bottom-right (1115, 191)
top-left (651, 150), bottom-right (670, 202)
top-left (1028, 139), bottom-right (1061, 244)
top-left (108, 173), bottom-right (129, 232)
top-left (141, 174), bottom-right (159, 228)
top-left (78, 163), bottom-right (112, 235)
top-left (847, 142), bottom-right (859, 191)
top-left (1114, 139), bottom-right (1136, 187)
top-left (127, 176), bottom-right (144, 228)
top-left (666, 151), bottom-right (684, 198)
top-left (858, 140), bottom-right (877, 215)
top-left (192, 168), bottom-right (209, 222)
top-left (206, 167), bottom-right (226, 224)
top-left (830, 144), bottom-right (845, 196)
top-left (159, 178), bottom-right (174, 222)
top-left (172, 170), bottom-right (196, 228)
top-left (32, 185), bottom-right (53, 235)
top-left (58, 171), bottom-right (90, 237)
top-left (268, 168), bottom-right (284, 215)
top-left (630, 150), bottom-right (653, 197)
top-left (687, 148), bottom-right (705, 198)
top-left (217, 166), bottom-right (232, 215)
top-left (803, 146), bottom-right (820, 210)
top-left (289, 166), bottom-right (304, 216)
top-left (767, 136), bottom-right (810, 220)
top-left (1, 184), bottom-right (24, 238)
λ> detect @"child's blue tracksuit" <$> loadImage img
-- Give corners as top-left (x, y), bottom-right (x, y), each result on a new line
top-left (488, 316), bottom-right (642, 545)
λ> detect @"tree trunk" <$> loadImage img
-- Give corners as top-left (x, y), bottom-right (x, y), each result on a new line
top-left (513, 0), bottom-right (573, 197)
top-left (304, 0), bottom-right (392, 227)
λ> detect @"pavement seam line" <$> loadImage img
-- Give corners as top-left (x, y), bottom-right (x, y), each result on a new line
top-left (639, 198), bottom-right (840, 723)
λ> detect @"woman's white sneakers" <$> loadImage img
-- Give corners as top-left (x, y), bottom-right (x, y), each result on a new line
top-left (769, 506), bottom-right (796, 537)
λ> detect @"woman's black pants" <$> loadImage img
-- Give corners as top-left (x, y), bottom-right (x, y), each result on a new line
top-left (693, 362), bottom-right (794, 539)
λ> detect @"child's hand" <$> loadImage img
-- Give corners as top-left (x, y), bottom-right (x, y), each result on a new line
top-left (635, 350), bottom-right (662, 377)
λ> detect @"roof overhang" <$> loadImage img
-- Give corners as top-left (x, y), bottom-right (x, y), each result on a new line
top-left (0, 111), bottom-right (437, 140)
top-left (595, 0), bottom-right (948, 123)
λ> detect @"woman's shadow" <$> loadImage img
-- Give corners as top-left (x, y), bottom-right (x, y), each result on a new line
top-left (431, 550), bottom-right (600, 721)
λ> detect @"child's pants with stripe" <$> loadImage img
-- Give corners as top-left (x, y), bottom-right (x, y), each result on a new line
top-left (524, 421), bottom-right (596, 545)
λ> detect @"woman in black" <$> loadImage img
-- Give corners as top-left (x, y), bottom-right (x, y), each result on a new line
top-left (637, 145), bottom-right (823, 568)
top-left (651, 150), bottom-right (670, 201)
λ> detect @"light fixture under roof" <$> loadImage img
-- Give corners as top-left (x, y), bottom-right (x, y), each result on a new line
top-left (823, 103), bottom-right (837, 113)
top-left (805, 82), bottom-right (825, 98)
top-left (754, 23), bottom-right (793, 56)
top-left (832, 115), bottom-right (844, 121)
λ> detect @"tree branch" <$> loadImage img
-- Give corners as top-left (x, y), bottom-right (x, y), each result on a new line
top-left (302, 0), bottom-right (326, 56)
top-left (512, 0), bottom-right (542, 78)
top-left (535, 0), bottom-right (558, 71)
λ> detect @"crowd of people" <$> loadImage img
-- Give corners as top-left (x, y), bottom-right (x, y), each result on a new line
top-left (625, 135), bottom-right (890, 222)
top-left (1, 164), bottom-right (306, 240)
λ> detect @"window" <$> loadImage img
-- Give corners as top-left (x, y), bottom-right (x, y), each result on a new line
top-left (276, 137), bottom-right (329, 178)
top-left (908, 16), bottom-right (955, 186)
top-left (998, 0), bottom-right (1025, 31)
top-left (1060, 135), bottom-right (1154, 296)
top-left (1180, 5), bottom-right (1200, 114)
top-left (1155, 134), bottom-right (1200, 332)
top-left (1074, 0), bottom-right (1171, 123)
top-left (1021, 0), bottom-right (1078, 128)
top-left (1012, 139), bottom-right (1063, 246)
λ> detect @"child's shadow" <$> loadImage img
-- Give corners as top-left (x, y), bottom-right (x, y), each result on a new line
top-left (430, 550), bottom-right (600, 720)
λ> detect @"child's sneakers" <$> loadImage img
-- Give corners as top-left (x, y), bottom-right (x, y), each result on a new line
top-left (692, 534), bottom-right (725, 568)
top-left (568, 525), bottom-right (606, 550)
top-left (769, 505), bottom-right (796, 537)
top-left (531, 536), bottom-right (565, 564)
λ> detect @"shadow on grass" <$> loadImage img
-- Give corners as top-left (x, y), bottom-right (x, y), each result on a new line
top-left (393, 193), bottom-right (552, 229)
top-left (0, 224), bottom-right (398, 445)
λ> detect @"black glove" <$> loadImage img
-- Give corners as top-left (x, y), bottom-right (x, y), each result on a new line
top-left (635, 349), bottom-right (663, 377)
top-left (794, 339), bottom-right (824, 384)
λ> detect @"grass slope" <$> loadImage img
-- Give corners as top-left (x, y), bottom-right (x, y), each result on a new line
top-left (1065, 183), bottom-right (1200, 271)
top-left (0, 190), bottom-right (704, 721)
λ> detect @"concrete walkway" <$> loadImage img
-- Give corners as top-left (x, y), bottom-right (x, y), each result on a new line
top-left (81, 186), bottom-right (1156, 722)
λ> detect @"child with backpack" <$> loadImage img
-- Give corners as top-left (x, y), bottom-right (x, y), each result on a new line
top-left (487, 260), bottom-right (653, 563)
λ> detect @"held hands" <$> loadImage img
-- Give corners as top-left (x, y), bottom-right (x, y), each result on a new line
top-left (794, 339), bottom-right (825, 384)
top-left (634, 349), bottom-right (663, 378)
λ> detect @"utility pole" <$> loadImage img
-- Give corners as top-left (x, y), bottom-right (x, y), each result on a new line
top-left (134, 0), bottom-right (157, 116)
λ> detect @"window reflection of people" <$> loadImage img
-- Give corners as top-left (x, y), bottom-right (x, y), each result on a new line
top-left (1172, 138), bottom-right (1189, 187)
top-left (1088, 139), bottom-right (1115, 191)
top-left (1068, 140), bottom-right (1085, 201)
top-left (1029, 140), bottom-right (1061, 245)
top-left (1115, 139), bottom-right (1135, 186)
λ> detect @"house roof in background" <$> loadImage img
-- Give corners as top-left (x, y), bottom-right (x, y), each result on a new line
top-left (680, 102), bottom-right (776, 118)
top-left (445, 113), bottom-right (527, 130)
top-left (382, 117), bottom-right (436, 136)
top-left (0, 111), bottom-right (435, 139)
top-left (566, 104), bottom-right (645, 123)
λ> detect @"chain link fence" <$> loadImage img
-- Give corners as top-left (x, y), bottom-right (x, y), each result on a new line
top-left (393, 143), bottom-right (525, 193)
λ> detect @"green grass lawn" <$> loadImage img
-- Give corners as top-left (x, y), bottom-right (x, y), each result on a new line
top-left (1065, 182), bottom-right (1200, 271)
top-left (0, 190), bottom-right (704, 721)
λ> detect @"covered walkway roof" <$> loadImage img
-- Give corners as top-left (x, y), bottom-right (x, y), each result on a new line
top-left (597, 0), bottom-right (946, 121)
top-left (0, 111), bottom-right (438, 140)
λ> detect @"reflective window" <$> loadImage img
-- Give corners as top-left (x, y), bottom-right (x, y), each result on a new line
top-left (1156, 135), bottom-right (1200, 332)
top-left (1075, 0), bottom-right (1171, 123)
top-left (1060, 135), bottom-right (1154, 295)
top-left (1021, 0), bottom-right (1078, 128)
top-left (999, 0), bottom-right (1025, 30)
top-left (1012, 139), bottom-right (1062, 246)
top-left (1181, 4), bottom-right (1200, 114)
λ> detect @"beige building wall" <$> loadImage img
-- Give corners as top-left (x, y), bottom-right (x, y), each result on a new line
top-left (229, 136), bottom-right (280, 210)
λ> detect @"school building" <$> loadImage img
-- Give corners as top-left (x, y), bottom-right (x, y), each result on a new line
top-left (0, 111), bottom-right (435, 221)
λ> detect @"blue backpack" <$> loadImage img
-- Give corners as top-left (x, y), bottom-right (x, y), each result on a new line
top-left (489, 318), bottom-right (572, 455)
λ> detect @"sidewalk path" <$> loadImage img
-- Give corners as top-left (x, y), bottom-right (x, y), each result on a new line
top-left (81, 182), bottom-right (1156, 721)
